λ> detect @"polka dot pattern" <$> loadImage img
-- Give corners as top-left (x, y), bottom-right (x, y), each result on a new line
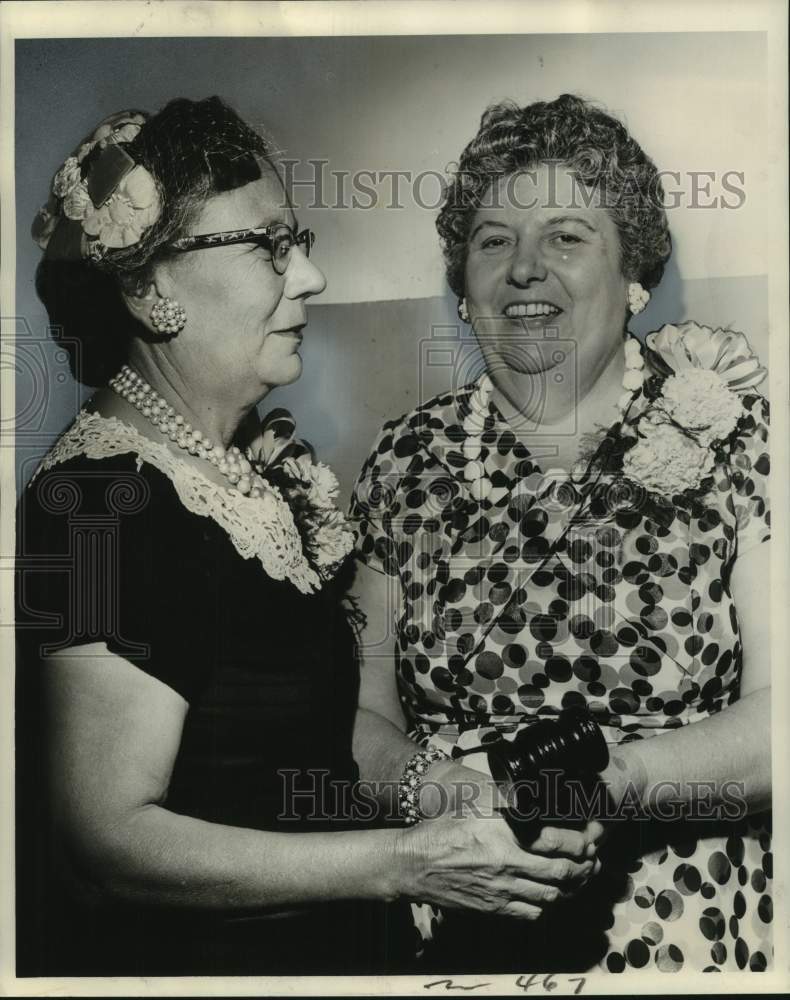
top-left (351, 385), bottom-right (772, 972)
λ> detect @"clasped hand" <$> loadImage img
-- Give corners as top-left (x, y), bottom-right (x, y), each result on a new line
top-left (399, 760), bottom-right (603, 921)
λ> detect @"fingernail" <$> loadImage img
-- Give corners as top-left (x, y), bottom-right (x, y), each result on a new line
top-left (586, 842), bottom-right (597, 859)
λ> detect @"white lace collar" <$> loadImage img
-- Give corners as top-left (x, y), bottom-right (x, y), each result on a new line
top-left (32, 410), bottom-right (323, 595)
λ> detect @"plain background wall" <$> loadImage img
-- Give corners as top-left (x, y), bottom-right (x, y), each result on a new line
top-left (14, 33), bottom-right (770, 499)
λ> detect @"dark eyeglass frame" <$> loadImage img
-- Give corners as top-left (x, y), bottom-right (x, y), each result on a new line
top-left (169, 223), bottom-right (316, 275)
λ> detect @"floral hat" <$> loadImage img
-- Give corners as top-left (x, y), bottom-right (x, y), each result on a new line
top-left (32, 110), bottom-right (161, 262)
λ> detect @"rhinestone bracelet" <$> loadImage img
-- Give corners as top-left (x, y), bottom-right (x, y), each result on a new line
top-left (398, 747), bottom-right (450, 825)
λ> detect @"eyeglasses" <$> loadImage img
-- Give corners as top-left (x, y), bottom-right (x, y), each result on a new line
top-left (169, 223), bottom-right (316, 275)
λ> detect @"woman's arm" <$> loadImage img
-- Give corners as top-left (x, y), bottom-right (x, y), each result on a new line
top-left (44, 644), bottom-right (396, 910)
top-left (351, 560), bottom-right (603, 863)
top-left (41, 642), bottom-right (592, 919)
top-left (351, 560), bottom-right (418, 780)
top-left (604, 542), bottom-right (771, 815)
top-left (352, 559), bottom-right (525, 806)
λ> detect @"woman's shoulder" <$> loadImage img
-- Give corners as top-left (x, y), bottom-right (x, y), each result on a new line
top-left (705, 391), bottom-right (770, 555)
top-left (737, 391), bottom-right (769, 433)
top-left (721, 391), bottom-right (769, 478)
top-left (726, 391), bottom-right (770, 490)
top-left (25, 444), bottom-right (172, 515)
top-left (24, 410), bottom-right (336, 596)
top-left (360, 384), bottom-right (471, 468)
top-left (19, 413), bottom-right (210, 551)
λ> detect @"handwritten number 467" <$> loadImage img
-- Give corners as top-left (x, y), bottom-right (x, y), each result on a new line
top-left (423, 975), bottom-right (586, 995)
top-left (516, 974), bottom-right (586, 995)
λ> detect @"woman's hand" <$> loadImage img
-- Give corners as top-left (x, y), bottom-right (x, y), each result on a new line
top-left (421, 758), bottom-right (604, 853)
top-left (418, 758), bottom-right (505, 819)
top-left (393, 810), bottom-right (598, 921)
top-left (408, 759), bottom-right (604, 915)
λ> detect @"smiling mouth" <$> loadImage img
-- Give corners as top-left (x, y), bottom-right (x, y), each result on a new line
top-left (502, 301), bottom-right (563, 320)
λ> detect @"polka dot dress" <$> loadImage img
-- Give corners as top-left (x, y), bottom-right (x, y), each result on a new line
top-left (350, 384), bottom-right (772, 973)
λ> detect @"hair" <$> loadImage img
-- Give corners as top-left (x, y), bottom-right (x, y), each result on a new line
top-left (436, 93), bottom-right (672, 300)
top-left (35, 96), bottom-right (273, 387)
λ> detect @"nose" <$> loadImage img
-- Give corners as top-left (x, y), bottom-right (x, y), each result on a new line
top-left (284, 244), bottom-right (327, 298)
top-left (507, 237), bottom-right (548, 287)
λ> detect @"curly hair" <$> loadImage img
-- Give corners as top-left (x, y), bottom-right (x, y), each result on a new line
top-left (436, 94), bottom-right (672, 300)
top-left (36, 96), bottom-right (272, 387)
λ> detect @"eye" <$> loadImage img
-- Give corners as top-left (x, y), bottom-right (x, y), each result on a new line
top-left (242, 236), bottom-right (271, 256)
top-left (550, 233), bottom-right (584, 248)
top-left (269, 227), bottom-right (297, 261)
top-left (479, 235), bottom-right (514, 253)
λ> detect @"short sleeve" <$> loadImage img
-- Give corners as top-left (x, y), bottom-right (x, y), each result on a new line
top-left (15, 455), bottom-right (218, 703)
top-left (348, 421), bottom-right (407, 578)
top-left (728, 393), bottom-right (770, 558)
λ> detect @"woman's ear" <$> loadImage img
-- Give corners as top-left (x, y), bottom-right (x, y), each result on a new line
top-left (121, 281), bottom-right (158, 333)
top-left (120, 268), bottom-right (178, 336)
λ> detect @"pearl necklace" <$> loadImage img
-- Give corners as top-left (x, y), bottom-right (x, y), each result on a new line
top-left (620, 334), bottom-right (646, 411)
top-left (461, 335), bottom-right (646, 501)
top-left (109, 365), bottom-right (267, 498)
top-left (461, 374), bottom-right (508, 504)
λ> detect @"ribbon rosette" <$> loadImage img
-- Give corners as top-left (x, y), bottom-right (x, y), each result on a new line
top-left (645, 321), bottom-right (767, 391)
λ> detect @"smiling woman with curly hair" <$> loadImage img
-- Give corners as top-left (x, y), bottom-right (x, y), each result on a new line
top-left (437, 94), bottom-right (672, 297)
top-left (350, 93), bottom-right (772, 973)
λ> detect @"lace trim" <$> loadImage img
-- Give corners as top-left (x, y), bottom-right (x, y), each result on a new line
top-left (32, 410), bottom-right (322, 594)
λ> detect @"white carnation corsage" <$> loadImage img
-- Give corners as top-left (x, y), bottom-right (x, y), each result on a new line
top-left (617, 322), bottom-right (766, 500)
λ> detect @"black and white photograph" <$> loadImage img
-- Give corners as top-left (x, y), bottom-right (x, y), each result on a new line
top-left (1, 0), bottom-right (788, 994)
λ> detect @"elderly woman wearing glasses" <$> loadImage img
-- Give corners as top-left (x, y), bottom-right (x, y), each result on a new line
top-left (15, 96), bottom-right (602, 977)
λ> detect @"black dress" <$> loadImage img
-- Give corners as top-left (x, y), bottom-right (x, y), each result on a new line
top-left (15, 425), bottom-right (410, 976)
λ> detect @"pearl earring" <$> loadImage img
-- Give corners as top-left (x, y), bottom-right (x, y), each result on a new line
top-left (150, 297), bottom-right (187, 334)
top-left (457, 298), bottom-right (470, 324)
top-left (627, 282), bottom-right (650, 315)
